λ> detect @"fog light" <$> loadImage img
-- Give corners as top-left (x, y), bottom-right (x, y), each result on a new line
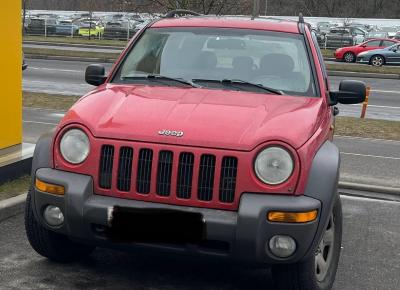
top-left (268, 235), bottom-right (296, 258)
top-left (43, 205), bottom-right (64, 226)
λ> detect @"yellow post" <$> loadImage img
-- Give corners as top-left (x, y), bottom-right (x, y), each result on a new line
top-left (360, 86), bottom-right (370, 119)
top-left (0, 1), bottom-right (22, 149)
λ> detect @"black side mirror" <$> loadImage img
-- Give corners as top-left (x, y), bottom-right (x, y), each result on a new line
top-left (329, 80), bottom-right (366, 105)
top-left (85, 65), bottom-right (107, 86)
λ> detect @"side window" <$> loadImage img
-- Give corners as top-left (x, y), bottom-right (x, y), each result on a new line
top-left (382, 40), bottom-right (395, 47)
top-left (365, 40), bottom-right (381, 47)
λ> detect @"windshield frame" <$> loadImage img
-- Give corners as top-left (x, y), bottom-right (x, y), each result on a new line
top-left (110, 27), bottom-right (320, 97)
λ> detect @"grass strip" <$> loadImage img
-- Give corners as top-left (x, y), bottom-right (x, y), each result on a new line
top-left (335, 116), bottom-right (400, 141)
top-left (23, 91), bottom-right (80, 111)
top-left (24, 47), bottom-right (120, 61)
top-left (0, 175), bottom-right (30, 201)
top-left (23, 35), bottom-right (127, 47)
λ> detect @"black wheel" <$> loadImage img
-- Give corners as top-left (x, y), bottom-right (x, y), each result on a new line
top-left (370, 55), bottom-right (385, 67)
top-left (272, 196), bottom-right (342, 290)
top-left (24, 187), bottom-right (95, 262)
top-left (343, 52), bottom-right (356, 63)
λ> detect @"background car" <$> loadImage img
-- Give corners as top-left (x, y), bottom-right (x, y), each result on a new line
top-left (55, 20), bottom-right (79, 36)
top-left (78, 21), bottom-right (104, 37)
top-left (334, 38), bottom-right (399, 62)
top-left (357, 43), bottom-right (400, 66)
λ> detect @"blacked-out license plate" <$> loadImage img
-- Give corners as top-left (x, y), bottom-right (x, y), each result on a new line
top-left (106, 206), bottom-right (206, 244)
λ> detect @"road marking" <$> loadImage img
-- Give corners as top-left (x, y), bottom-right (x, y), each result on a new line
top-left (372, 90), bottom-right (400, 94)
top-left (335, 135), bottom-right (400, 144)
top-left (349, 104), bottom-right (400, 109)
top-left (341, 152), bottom-right (400, 160)
top-left (28, 67), bottom-right (82, 73)
top-left (340, 194), bottom-right (400, 204)
top-left (23, 120), bottom-right (58, 126)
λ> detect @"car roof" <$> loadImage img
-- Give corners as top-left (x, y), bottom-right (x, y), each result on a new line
top-left (151, 16), bottom-right (300, 34)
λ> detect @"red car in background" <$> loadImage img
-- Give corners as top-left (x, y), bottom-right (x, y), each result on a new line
top-left (334, 38), bottom-right (399, 62)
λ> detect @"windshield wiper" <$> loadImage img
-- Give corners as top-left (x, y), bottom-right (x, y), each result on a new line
top-left (123, 74), bottom-right (200, 88)
top-left (222, 79), bottom-right (283, 95)
top-left (192, 78), bottom-right (283, 95)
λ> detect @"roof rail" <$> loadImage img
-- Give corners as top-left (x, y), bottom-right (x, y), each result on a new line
top-left (164, 10), bottom-right (201, 18)
top-left (298, 13), bottom-right (304, 23)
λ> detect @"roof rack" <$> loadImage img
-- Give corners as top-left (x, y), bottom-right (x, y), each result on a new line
top-left (164, 10), bottom-right (201, 18)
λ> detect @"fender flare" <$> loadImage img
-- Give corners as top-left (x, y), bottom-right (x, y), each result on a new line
top-left (303, 140), bottom-right (340, 259)
top-left (31, 131), bottom-right (54, 180)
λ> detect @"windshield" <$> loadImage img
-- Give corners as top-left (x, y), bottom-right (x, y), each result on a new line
top-left (112, 27), bottom-right (317, 96)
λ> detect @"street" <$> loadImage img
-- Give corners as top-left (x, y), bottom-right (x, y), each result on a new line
top-left (0, 194), bottom-right (399, 290)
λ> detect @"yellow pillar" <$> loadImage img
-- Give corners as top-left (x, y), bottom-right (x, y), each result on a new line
top-left (0, 1), bottom-right (22, 149)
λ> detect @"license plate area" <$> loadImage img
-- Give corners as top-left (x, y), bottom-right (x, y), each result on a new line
top-left (106, 206), bottom-right (206, 244)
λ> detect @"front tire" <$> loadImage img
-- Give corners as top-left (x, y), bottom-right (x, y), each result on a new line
top-left (272, 196), bottom-right (343, 290)
top-left (343, 52), bottom-right (355, 63)
top-left (370, 55), bottom-right (385, 67)
top-left (24, 187), bottom-right (95, 262)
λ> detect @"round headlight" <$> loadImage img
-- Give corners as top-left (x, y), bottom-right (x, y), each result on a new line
top-left (60, 129), bottom-right (90, 164)
top-left (254, 146), bottom-right (294, 185)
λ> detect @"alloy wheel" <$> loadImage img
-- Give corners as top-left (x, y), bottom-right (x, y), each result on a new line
top-left (344, 52), bottom-right (355, 63)
top-left (371, 56), bottom-right (384, 66)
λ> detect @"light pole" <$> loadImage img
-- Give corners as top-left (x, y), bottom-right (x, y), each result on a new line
top-left (265, 0), bottom-right (268, 16)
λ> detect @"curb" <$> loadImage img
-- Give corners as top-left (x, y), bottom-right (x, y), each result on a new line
top-left (0, 193), bottom-right (27, 222)
top-left (25, 54), bottom-right (116, 63)
top-left (1, 182), bottom-right (398, 223)
top-left (23, 40), bottom-right (125, 50)
top-left (328, 70), bottom-right (400, 80)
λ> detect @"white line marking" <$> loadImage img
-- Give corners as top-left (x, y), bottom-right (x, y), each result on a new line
top-left (23, 120), bottom-right (58, 126)
top-left (349, 104), bottom-right (400, 109)
top-left (372, 90), bottom-right (400, 94)
top-left (341, 152), bottom-right (400, 160)
top-left (340, 195), bottom-right (400, 204)
top-left (28, 67), bottom-right (82, 73)
top-left (335, 135), bottom-right (400, 144)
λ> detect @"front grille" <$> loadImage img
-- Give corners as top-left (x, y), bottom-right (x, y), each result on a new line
top-left (219, 157), bottom-right (238, 203)
top-left (99, 145), bottom-right (114, 189)
top-left (156, 151), bottom-right (173, 196)
top-left (117, 147), bottom-right (133, 192)
top-left (176, 153), bottom-right (194, 199)
top-left (197, 155), bottom-right (216, 201)
top-left (97, 145), bottom-right (238, 207)
top-left (136, 149), bottom-right (153, 194)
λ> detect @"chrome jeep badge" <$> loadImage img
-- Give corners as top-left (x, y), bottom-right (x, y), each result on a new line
top-left (158, 129), bottom-right (184, 137)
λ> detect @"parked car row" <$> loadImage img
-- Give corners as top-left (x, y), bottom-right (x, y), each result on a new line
top-left (314, 20), bottom-right (400, 50)
top-left (334, 38), bottom-right (399, 63)
top-left (24, 12), bottom-right (154, 40)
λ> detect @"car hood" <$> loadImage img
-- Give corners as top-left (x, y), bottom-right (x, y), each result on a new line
top-left (60, 85), bottom-right (325, 151)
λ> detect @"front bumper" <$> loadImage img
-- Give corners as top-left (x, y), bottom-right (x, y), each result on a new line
top-left (33, 168), bottom-right (321, 265)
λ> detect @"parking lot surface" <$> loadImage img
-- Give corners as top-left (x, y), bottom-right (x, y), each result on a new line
top-left (0, 195), bottom-right (399, 290)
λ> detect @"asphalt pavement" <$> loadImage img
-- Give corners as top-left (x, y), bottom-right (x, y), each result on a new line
top-left (0, 194), bottom-right (399, 290)
top-left (23, 43), bottom-right (123, 54)
top-left (23, 59), bottom-right (400, 121)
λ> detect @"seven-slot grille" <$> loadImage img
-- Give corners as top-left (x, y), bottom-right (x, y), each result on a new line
top-left (98, 145), bottom-right (238, 205)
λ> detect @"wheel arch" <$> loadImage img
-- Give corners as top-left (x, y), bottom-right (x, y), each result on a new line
top-left (302, 141), bottom-right (340, 259)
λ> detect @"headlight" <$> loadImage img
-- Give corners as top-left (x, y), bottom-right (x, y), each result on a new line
top-left (254, 147), bottom-right (294, 185)
top-left (60, 129), bottom-right (90, 164)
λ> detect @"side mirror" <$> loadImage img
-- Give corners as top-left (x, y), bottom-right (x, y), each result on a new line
top-left (85, 64), bottom-right (107, 86)
top-left (361, 44), bottom-right (367, 48)
top-left (329, 80), bottom-right (366, 105)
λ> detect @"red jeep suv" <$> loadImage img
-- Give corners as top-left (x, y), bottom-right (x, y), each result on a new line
top-left (25, 11), bottom-right (366, 290)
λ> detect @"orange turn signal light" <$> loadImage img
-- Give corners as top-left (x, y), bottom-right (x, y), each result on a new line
top-left (35, 178), bottom-right (65, 195)
top-left (267, 210), bottom-right (318, 223)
